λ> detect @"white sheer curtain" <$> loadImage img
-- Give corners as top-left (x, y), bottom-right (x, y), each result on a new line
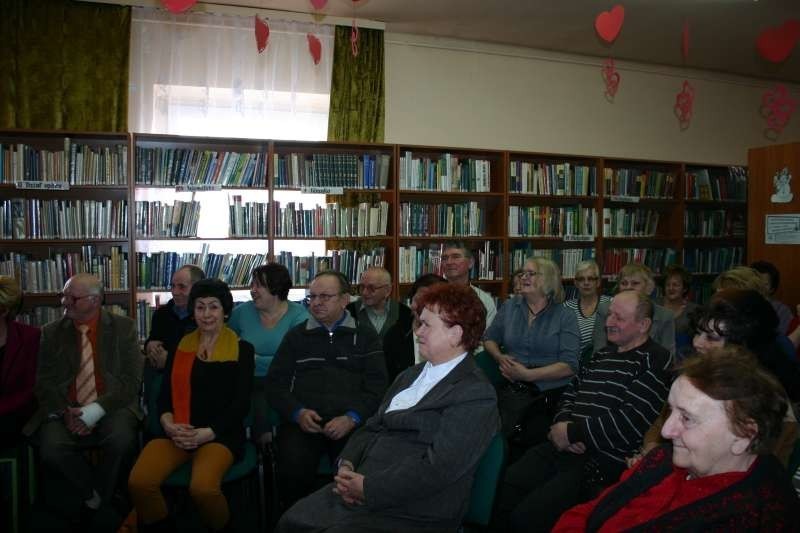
top-left (128, 7), bottom-right (333, 139)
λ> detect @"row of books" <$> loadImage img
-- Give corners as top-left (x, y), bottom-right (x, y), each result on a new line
top-left (509, 205), bottom-right (596, 237)
top-left (399, 152), bottom-right (491, 192)
top-left (136, 248), bottom-right (267, 289)
top-left (509, 161), bottom-right (597, 196)
top-left (602, 248), bottom-right (677, 276)
top-left (0, 246), bottom-right (128, 293)
top-left (273, 153), bottom-right (391, 190)
top-left (399, 201), bottom-right (485, 237)
top-left (230, 196), bottom-right (269, 237)
top-left (602, 208), bottom-right (661, 237)
top-left (509, 246), bottom-right (595, 278)
top-left (683, 246), bottom-right (745, 274)
top-left (135, 200), bottom-right (201, 238)
top-left (0, 198), bottom-right (128, 239)
top-left (0, 139), bottom-right (128, 185)
top-left (603, 168), bottom-right (676, 199)
top-left (274, 201), bottom-right (389, 238)
top-left (685, 167), bottom-right (747, 201)
top-left (275, 248), bottom-right (386, 286)
top-left (684, 210), bottom-right (746, 238)
top-left (136, 299), bottom-right (155, 342)
top-left (135, 147), bottom-right (265, 187)
top-left (17, 305), bottom-right (127, 327)
top-left (397, 242), bottom-right (501, 283)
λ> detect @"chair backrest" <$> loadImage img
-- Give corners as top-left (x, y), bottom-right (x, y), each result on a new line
top-left (463, 432), bottom-right (507, 527)
top-left (474, 351), bottom-right (504, 386)
top-left (143, 371), bottom-right (166, 438)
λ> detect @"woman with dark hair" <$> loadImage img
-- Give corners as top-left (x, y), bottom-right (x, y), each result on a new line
top-left (276, 283), bottom-right (499, 532)
top-left (660, 264), bottom-right (699, 354)
top-left (129, 279), bottom-right (255, 532)
top-left (228, 263), bottom-right (308, 439)
top-left (555, 347), bottom-right (799, 531)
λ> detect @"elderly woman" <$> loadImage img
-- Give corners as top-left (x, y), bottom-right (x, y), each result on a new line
top-left (660, 264), bottom-right (699, 356)
top-left (228, 263), bottom-right (308, 440)
top-left (563, 260), bottom-right (610, 361)
top-left (129, 279), bottom-right (254, 532)
top-left (555, 347), bottom-right (799, 531)
top-left (276, 283), bottom-right (499, 533)
top-left (484, 257), bottom-right (580, 449)
top-left (0, 275), bottom-right (40, 445)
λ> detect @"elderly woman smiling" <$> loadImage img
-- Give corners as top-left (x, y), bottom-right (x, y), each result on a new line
top-left (554, 347), bottom-right (799, 531)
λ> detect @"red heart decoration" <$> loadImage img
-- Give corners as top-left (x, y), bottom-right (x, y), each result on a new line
top-left (255, 15), bottom-right (269, 54)
top-left (756, 19), bottom-right (800, 63)
top-left (682, 21), bottom-right (690, 60)
top-left (160, 0), bottom-right (197, 13)
top-left (595, 5), bottom-right (625, 43)
top-left (310, 0), bottom-right (327, 10)
top-left (307, 33), bottom-right (322, 65)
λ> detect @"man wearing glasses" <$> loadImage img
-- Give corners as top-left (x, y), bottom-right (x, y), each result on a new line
top-left (346, 267), bottom-right (413, 381)
top-left (24, 273), bottom-right (142, 529)
top-left (266, 271), bottom-right (388, 511)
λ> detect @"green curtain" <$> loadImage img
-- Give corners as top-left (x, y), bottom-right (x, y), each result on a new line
top-left (0, 0), bottom-right (130, 131)
top-left (327, 25), bottom-right (385, 143)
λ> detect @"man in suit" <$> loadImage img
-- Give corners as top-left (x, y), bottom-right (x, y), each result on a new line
top-left (276, 283), bottom-right (500, 532)
top-left (24, 273), bottom-right (142, 523)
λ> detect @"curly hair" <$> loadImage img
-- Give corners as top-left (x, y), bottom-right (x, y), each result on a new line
top-left (415, 283), bottom-right (486, 352)
top-left (189, 278), bottom-right (234, 317)
top-left (678, 346), bottom-right (788, 454)
top-left (692, 289), bottom-right (779, 349)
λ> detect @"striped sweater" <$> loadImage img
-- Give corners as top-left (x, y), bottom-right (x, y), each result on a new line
top-left (554, 337), bottom-right (672, 466)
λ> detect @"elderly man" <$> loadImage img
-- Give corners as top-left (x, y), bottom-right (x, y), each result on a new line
top-left (441, 241), bottom-right (497, 329)
top-left (266, 271), bottom-right (388, 509)
top-left (347, 267), bottom-right (413, 381)
top-left (24, 273), bottom-right (142, 525)
top-left (494, 290), bottom-right (672, 532)
top-left (591, 263), bottom-right (676, 356)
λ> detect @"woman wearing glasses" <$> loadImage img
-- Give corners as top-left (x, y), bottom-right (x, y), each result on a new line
top-left (563, 260), bottom-right (611, 362)
top-left (484, 257), bottom-right (580, 454)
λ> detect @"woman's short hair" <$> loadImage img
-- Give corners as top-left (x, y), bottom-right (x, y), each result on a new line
top-left (575, 259), bottom-right (601, 279)
top-left (692, 289), bottom-right (779, 349)
top-left (678, 346), bottom-right (788, 454)
top-left (0, 276), bottom-right (22, 319)
top-left (527, 257), bottom-right (565, 303)
top-left (252, 263), bottom-right (293, 301)
top-left (408, 273), bottom-right (447, 302)
top-left (618, 263), bottom-right (655, 294)
top-left (415, 284), bottom-right (486, 352)
top-left (712, 266), bottom-right (770, 298)
top-left (663, 264), bottom-right (691, 296)
top-left (189, 278), bottom-right (234, 317)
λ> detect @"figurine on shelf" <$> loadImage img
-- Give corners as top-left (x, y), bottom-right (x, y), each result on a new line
top-left (770, 167), bottom-right (793, 203)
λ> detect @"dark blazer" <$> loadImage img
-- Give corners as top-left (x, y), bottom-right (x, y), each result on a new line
top-left (340, 354), bottom-right (500, 528)
top-left (0, 320), bottom-right (40, 421)
top-left (23, 310), bottom-right (143, 435)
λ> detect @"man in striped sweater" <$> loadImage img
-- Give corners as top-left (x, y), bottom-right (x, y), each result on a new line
top-left (493, 290), bottom-right (672, 532)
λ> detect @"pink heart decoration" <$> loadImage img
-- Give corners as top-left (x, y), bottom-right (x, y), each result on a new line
top-left (310, 0), bottom-right (327, 10)
top-left (351, 20), bottom-right (360, 58)
top-left (602, 57), bottom-right (621, 99)
top-left (160, 0), bottom-right (197, 13)
top-left (595, 5), bottom-right (625, 43)
top-left (682, 21), bottom-right (690, 60)
top-left (761, 84), bottom-right (797, 135)
top-left (307, 33), bottom-right (322, 65)
top-left (255, 15), bottom-right (269, 54)
top-left (756, 20), bottom-right (800, 63)
top-left (674, 80), bottom-right (695, 130)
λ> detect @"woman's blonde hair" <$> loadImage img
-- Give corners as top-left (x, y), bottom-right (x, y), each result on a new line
top-left (526, 257), bottom-right (565, 303)
top-left (712, 266), bottom-right (770, 298)
top-left (0, 276), bottom-right (22, 319)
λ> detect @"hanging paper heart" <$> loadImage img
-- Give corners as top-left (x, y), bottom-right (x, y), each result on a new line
top-left (602, 57), bottom-right (621, 99)
top-left (255, 15), bottom-right (269, 54)
top-left (682, 21), bottom-right (690, 61)
top-left (351, 20), bottom-right (360, 58)
top-left (756, 20), bottom-right (800, 63)
top-left (160, 0), bottom-right (197, 13)
top-left (310, 0), bottom-right (328, 10)
top-left (761, 84), bottom-right (797, 137)
top-left (674, 80), bottom-right (695, 130)
top-left (595, 5), bottom-right (625, 43)
top-left (307, 33), bottom-right (322, 65)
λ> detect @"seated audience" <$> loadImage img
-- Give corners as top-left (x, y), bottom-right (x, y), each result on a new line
top-left (128, 279), bottom-right (254, 532)
top-left (484, 257), bottom-right (579, 449)
top-left (0, 275), bottom-right (39, 445)
top-left (592, 263), bottom-right (676, 356)
top-left (24, 274), bottom-right (141, 527)
top-left (265, 271), bottom-right (388, 509)
top-left (563, 259), bottom-right (610, 361)
top-left (751, 260), bottom-right (794, 334)
top-left (554, 347), bottom-right (799, 532)
top-left (660, 264), bottom-right (699, 356)
top-left (276, 283), bottom-right (499, 533)
top-left (493, 290), bottom-right (672, 532)
top-left (228, 263), bottom-right (308, 441)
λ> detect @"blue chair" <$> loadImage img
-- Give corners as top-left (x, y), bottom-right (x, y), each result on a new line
top-left (463, 432), bottom-right (507, 528)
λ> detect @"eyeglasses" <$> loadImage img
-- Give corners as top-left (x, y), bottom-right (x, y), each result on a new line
top-left (575, 276), bottom-right (599, 283)
top-left (58, 292), bottom-right (95, 303)
top-left (307, 293), bottom-right (341, 302)
top-left (360, 284), bottom-right (388, 293)
top-left (520, 270), bottom-right (542, 278)
top-left (441, 253), bottom-right (465, 261)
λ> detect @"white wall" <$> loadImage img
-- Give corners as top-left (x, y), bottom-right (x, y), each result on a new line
top-left (384, 33), bottom-right (800, 165)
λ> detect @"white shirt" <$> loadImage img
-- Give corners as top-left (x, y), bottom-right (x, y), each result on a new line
top-left (386, 352), bottom-right (468, 413)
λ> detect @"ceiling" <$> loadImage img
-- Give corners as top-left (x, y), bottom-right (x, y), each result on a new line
top-left (203, 0), bottom-right (800, 83)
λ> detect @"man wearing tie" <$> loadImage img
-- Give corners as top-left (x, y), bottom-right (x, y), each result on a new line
top-left (24, 273), bottom-right (142, 524)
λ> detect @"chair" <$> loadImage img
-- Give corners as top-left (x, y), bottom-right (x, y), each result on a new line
top-left (1, 443), bottom-right (36, 533)
top-left (475, 351), bottom-right (504, 386)
top-left (463, 432), bottom-right (507, 528)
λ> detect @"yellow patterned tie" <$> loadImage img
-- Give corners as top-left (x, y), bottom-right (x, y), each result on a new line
top-left (76, 324), bottom-right (98, 405)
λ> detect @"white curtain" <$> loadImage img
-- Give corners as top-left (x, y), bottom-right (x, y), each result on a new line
top-left (128, 7), bottom-right (333, 140)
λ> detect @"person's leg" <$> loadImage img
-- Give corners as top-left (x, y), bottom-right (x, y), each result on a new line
top-left (35, 419), bottom-right (95, 502)
top-left (92, 408), bottom-right (140, 502)
top-left (128, 438), bottom-right (191, 524)
top-left (496, 386), bottom-right (536, 439)
top-left (275, 424), bottom-right (325, 509)
top-left (188, 442), bottom-right (234, 531)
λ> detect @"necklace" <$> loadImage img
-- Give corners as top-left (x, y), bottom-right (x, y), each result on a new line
top-left (527, 300), bottom-right (550, 319)
top-left (579, 297), bottom-right (599, 318)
